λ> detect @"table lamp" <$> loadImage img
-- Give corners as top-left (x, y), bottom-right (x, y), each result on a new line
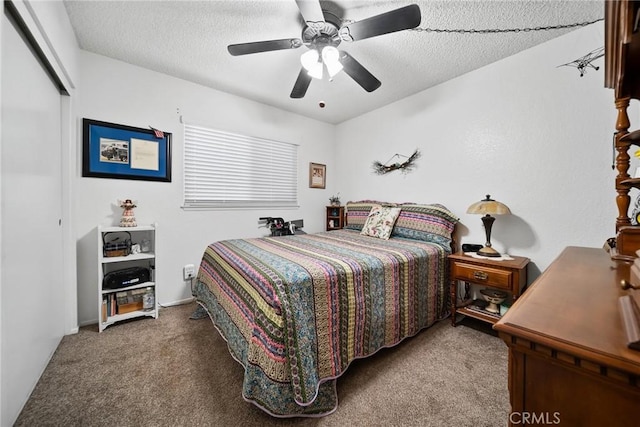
top-left (466, 195), bottom-right (511, 257)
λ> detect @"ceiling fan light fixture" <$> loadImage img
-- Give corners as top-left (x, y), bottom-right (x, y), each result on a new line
top-left (307, 62), bottom-right (323, 79)
top-left (325, 61), bottom-right (343, 79)
top-left (300, 49), bottom-right (323, 79)
top-left (322, 46), bottom-right (343, 79)
top-left (300, 49), bottom-right (319, 70)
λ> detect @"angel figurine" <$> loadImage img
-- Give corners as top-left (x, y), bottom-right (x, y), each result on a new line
top-left (119, 199), bottom-right (137, 227)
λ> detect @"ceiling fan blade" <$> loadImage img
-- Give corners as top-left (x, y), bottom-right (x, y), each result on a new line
top-left (295, 0), bottom-right (325, 24)
top-left (340, 51), bottom-right (381, 92)
top-left (340, 4), bottom-right (421, 42)
top-left (290, 68), bottom-right (312, 98)
top-left (228, 39), bottom-right (302, 56)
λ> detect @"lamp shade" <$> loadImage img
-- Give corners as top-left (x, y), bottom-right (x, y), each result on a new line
top-left (466, 195), bottom-right (510, 257)
top-left (301, 49), bottom-right (323, 79)
top-left (322, 46), bottom-right (343, 78)
top-left (300, 49), bottom-right (319, 70)
top-left (466, 195), bottom-right (511, 215)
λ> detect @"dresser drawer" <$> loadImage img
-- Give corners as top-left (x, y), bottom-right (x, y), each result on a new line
top-left (451, 262), bottom-right (513, 290)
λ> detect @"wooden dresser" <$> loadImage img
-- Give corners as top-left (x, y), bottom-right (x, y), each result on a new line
top-left (494, 247), bottom-right (640, 426)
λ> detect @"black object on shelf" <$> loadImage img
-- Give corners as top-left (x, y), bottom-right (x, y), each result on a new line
top-left (103, 267), bottom-right (151, 289)
top-left (259, 217), bottom-right (304, 236)
top-left (462, 243), bottom-right (483, 252)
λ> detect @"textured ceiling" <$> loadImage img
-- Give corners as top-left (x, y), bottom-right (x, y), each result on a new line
top-left (63, 0), bottom-right (604, 124)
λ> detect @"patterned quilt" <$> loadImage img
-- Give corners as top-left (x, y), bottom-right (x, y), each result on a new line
top-left (193, 229), bottom-right (450, 416)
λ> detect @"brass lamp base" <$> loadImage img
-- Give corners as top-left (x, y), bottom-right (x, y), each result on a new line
top-left (477, 246), bottom-right (501, 257)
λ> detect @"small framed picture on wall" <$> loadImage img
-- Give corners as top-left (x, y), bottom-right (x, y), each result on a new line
top-left (309, 162), bottom-right (326, 189)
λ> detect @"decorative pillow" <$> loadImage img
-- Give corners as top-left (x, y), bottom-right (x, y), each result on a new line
top-left (391, 203), bottom-right (459, 246)
top-left (360, 205), bottom-right (402, 240)
top-left (345, 200), bottom-right (398, 231)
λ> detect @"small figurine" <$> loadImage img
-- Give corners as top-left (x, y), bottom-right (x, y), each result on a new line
top-left (119, 199), bottom-right (137, 227)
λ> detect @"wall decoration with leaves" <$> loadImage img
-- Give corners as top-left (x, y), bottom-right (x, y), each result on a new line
top-left (372, 149), bottom-right (421, 175)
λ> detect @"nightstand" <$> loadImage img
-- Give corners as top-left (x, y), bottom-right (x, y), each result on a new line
top-left (449, 252), bottom-right (529, 327)
top-left (326, 206), bottom-right (345, 231)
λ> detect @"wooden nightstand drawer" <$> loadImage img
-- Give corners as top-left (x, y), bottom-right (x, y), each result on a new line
top-left (452, 262), bottom-right (512, 290)
top-left (449, 253), bottom-right (530, 327)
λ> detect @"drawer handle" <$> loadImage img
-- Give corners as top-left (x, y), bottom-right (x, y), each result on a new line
top-left (473, 271), bottom-right (488, 280)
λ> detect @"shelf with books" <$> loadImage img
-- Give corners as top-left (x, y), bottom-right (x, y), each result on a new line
top-left (101, 286), bottom-right (156, 326)
top-left (98, 223), bottom-right (158, 332)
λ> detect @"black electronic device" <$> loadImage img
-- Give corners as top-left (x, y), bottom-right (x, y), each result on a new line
top-left (462, 243), bottom-right (483, 253)
top-left (103, 267), bottom-right (151, 290)
top-left (259, 217), bottom-right (304, 236)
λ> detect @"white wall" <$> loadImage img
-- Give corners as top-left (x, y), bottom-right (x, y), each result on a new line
top-left (75, 51), bottom-right (336, 325)
top-left (335, 22), bottom-right (637, 279)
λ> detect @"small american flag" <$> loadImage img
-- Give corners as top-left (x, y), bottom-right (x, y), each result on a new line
top-left (149, 126), bottom-right (164, 139)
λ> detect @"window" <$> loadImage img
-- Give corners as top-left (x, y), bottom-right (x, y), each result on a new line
top-left (183, 123), bottom-right (298, 209)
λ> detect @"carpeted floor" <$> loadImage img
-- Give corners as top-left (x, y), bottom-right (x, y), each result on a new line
top-left (15, 302), bottom-right (509, 427)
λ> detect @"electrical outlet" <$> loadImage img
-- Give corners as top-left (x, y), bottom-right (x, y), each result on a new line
top-left (183, 264), bottom-right (195, 280)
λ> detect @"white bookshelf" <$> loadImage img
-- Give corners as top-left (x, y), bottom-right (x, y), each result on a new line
top-left (98, 223), bottom-right (158, 332)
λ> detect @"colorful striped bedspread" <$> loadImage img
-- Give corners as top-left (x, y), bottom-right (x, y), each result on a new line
top-left (194, 229), bottom-right (450, 416)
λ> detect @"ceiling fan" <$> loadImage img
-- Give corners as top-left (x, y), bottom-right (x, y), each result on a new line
top-left (227, 1), bottom-right (421, 98)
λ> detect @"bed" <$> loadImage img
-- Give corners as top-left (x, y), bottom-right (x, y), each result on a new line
top-left (192, 201), bottom-right (458, 417)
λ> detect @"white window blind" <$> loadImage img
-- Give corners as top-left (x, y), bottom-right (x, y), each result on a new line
top-left (183, 123), bottom-right (298, 209)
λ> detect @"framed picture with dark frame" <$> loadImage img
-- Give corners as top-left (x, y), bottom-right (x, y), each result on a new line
top-left (82, 118), bottom-right (172, 182)
top-left (309, 162), bottom-right (326, 189)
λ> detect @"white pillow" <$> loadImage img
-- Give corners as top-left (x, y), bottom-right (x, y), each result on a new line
top-left (360, 205), bottom-right (401, 240)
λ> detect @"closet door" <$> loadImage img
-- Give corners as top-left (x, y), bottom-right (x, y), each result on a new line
top-left (1, 8), bottom-right (64, 425)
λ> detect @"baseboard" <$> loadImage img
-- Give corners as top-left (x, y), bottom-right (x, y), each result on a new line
top-left (160, 297), bottom-right (195, 308)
